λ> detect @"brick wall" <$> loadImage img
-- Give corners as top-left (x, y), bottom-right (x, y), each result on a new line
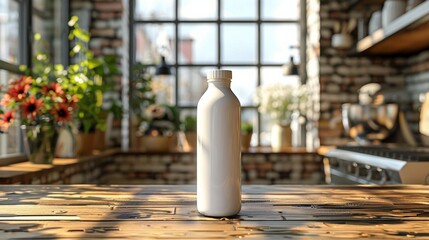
top-left (71, 0), bottom-right (124, 146)
top-left (1, 152), bottom-right (323, 185)
top-left (306, 0), bottom-right (321, 149)
top-left (317, 0), bottom-right (412, 146)
top-left (100, 153), bottom-right (323, 185)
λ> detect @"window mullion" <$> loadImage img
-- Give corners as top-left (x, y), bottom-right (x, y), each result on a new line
top-left (174, 0), bottom-right (179, 106)
top-left (256, 0), bottom-right (262, 146)
top-left (217, 0), bottom-right (221, 69)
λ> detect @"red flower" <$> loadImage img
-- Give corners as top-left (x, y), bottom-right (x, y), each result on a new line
top-left (42, 82), bottom-right (64, 97)
top-left (62, 95), bottom-right (79, 109)
top-left (12, 75), bottom-right (32, 86)
top-left (7, 82), bottom-right (30, 101)
top-left (0, 111), bottom-right (15, 131)
top-left (21, 96), bottom-right (43, 120)
top-left (53, 103), bottom-right (73, 122)
top-left (0, 94), bottom-right (12, 106)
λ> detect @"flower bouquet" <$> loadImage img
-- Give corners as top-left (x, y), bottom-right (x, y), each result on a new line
top-left (0, 74), bottom-right (78, 164)
top-left (254, 83), bottom-right (307, 151)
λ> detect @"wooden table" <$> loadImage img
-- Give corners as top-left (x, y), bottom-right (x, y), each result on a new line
top-left (1, 185), bottom-right (429, 239)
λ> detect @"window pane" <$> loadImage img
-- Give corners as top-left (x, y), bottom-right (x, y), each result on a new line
top-left (229, 67), bottom-right (257, 106)
top-left (0, 70), bottom-right (21, 156)
top-left (180, 109), bottom-right (197, 121)
top-left (135, 0), bottom-right (175, 20)
top-left (262, 23), bottom-right (299, 64)
top-left (178, 67), bottom-right (212, 106)
top-left (222, 0), bottom-right (257, 19)
top-left (0, 0), bottom-right (19, 64)
top-left (262, 0), bottom-right (300, 20)
top-left (179, 0), bottom-right (217, 20)
top-left (241, 109), bottom-right (258, 147)
top-left (135, 24), bottom-right (176, 65)
top-left (152, 70), bottom-right (176, 105)
top-left (260, 67), bottom-right (300, 146)
top-left (179, 24), bottom-right (217, 64)
top-left (33, 0), bottom-right (66, 64)
top-left (261, 67), bottom-right (300, 86)
top-left (221, 24), bottom-right (257, 64)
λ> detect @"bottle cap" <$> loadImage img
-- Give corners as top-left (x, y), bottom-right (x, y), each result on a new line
top-left (207, 70), bottom-right (232, 80)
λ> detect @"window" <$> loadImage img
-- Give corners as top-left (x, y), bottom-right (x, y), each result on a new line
top-left (0, 0), bottom-right (25, 157)
top-left (132, 0), bottom-right (301, 146)
top-left (0, 0), bottom-right (69, 158)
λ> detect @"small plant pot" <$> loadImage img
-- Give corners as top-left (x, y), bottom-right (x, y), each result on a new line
top-left (183, 131), bottom-right (197, 152)
top-left (139, 134), bottom-right (177, 152)
top-left (77, 132), bottom-right (96, 156)
top-left (241, 133), bottom-right (252, 151)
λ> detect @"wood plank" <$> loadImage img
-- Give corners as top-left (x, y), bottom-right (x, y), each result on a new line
top-left (0, 220), bottom-right (429, 239)
top-left (1, 185), bottom-right (429, 238)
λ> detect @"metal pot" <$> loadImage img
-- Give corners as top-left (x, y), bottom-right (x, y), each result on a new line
top-left (342, 103), bottom-right (399, 143)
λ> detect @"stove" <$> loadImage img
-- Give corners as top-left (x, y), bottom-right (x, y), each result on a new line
top-left (323, 145), bottom-right (429, 184)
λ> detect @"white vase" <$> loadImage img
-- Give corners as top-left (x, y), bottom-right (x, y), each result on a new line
top-left (382, 0), bottom-right (406, 28)
top-left (368, 10), bottom-right (382, 34)
top-left (271, 124), bottom-right (292, 152)
top-left (55, 124), bottom-right (78, 158)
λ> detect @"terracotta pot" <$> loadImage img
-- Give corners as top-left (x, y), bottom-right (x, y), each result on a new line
top-left (77, 132), bottom-right (96, 156)
top-left (241, 133), bottom-right (252, 151)
top-left (183, 132), bottom-right (197, 152)
top-left (139, 134), bottom-right (177, 152)
top-left (271, 124), bottom-right (292, 152)
top-left (94, 129), bottom-right (106, 151)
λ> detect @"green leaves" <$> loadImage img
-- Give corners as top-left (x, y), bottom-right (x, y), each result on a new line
top-left (68, 16), bottom-right (79, 27)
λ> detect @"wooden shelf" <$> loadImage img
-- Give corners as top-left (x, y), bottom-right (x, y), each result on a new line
top-left (347, 0), bottom-right (384, 11)
top-left (357, 1), bottom-right (429, 55)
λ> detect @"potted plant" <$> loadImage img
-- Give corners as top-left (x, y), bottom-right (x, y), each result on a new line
top-left (138, 104), bottom-right (180, 152)
top-left (255, 83), bottom-right (307, 151)
top-left (241, 121), bottom-right (253, 151)
top-left (0, 73), bottom-right (78, 164)
top-left (130, 63), bottom-right (156, 149)
top-left (67, 16), bottom-right (120, 155)
top-left (182, 115), bottom-right (197, 151)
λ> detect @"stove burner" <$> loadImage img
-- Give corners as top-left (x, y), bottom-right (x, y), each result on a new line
top-left (324, 145), bottom-right (429, 184)
top-left (337, 145), bottom-right (429, 162)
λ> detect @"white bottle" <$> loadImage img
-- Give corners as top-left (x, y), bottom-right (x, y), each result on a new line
top-left (197, 69), bottom-right (241, 217)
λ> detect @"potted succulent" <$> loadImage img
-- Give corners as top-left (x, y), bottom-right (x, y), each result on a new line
top-left (138, 104), bottom-right (180, 152)
top-left (241, 121), bottom-right (253, 151)
top-left (182, 115), bottom-right (197, 151)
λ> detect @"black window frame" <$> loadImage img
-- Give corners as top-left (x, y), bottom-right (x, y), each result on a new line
top-left (0, 0), bottom-right (70, 161)
top-left (129, 0), bottom-right (304, 146)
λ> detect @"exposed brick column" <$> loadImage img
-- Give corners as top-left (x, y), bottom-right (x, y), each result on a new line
top-left (317, 0), bottom-right (406, 146)
top-left (71, 0), bottom-right (124, 146)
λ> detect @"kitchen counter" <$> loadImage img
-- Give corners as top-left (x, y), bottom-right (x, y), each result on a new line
top-left (1, 185), bottom-right (428, 238)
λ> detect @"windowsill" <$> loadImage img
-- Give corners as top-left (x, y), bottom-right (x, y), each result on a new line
top-left (0, 149), bottom-right (118, 183)
top-left (0, 155), bottom-right (27, 167)
top-left (0, 147), bottom-right (318, 184)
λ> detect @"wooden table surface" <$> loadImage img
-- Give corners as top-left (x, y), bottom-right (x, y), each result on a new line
top-left (1, 185), bottom-right (429, 239)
